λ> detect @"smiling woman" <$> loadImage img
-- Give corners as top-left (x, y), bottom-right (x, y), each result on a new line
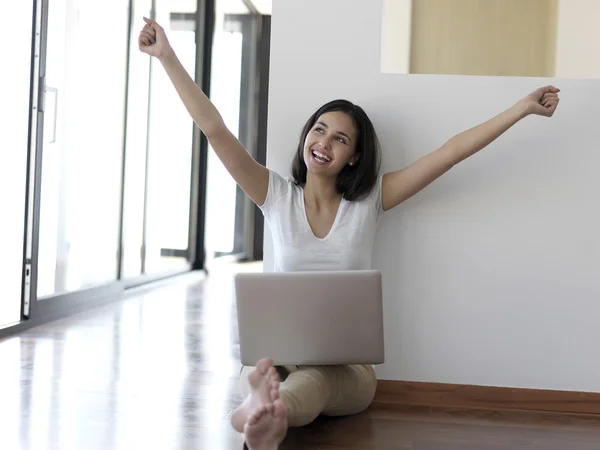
top-left (291, 99), bottom-right (381, 203)
top-left (137, 14), bottom-right (561, 447)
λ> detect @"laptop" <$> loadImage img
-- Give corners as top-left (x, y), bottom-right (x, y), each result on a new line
top-left (234, 270), bottom-right (385, 366)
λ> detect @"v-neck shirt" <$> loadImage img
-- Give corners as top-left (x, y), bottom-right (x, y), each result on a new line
top-left (259, 170), bottom-right (385, 272)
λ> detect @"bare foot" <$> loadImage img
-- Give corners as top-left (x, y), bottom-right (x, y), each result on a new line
top-left (244, 400), bottom-right (288, 450)
top-left (231, 358), bottom-right (280, 433)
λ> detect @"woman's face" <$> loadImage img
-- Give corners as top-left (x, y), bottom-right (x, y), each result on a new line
top-left (303, 111), bottom-right (359, 177)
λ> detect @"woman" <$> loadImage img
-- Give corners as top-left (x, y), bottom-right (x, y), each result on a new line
top-left (138, 17), bottom-right (560, 450)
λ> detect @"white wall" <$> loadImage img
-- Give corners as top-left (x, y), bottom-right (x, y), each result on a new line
top-left (380, 0), bottom-right (412, 74)
top-left (265, 0), bottom-right (600, 392)
top-left (555, 0), bottom-right (600, 78)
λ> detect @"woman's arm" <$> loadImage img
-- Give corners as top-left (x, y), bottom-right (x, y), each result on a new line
top-left (139, 17), bottom-right (268, 206)
top-left (381, 86), bottom-right (561, 211)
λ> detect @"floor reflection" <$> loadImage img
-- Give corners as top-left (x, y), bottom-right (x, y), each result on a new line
top-left (0, 262), bottom-right (260, 450)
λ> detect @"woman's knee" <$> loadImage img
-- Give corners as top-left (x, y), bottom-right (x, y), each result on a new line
top-left (322, 364), bottom-right (377, 416)
top-left (278, 389), bottom-right (322, 427)
top-left (349, 364), bottom-right (378, 407)
top-left (277, 366), bottom-right (333, 426)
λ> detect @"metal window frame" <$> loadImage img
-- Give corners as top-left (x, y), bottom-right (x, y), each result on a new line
top-left (191, 0), bottom-right (214, 270)
top-left (210, 9), bottom-right (270, 263)
top-left (23, 0), bottom-right (49, 322)
top-left (252, 14), bottom-right (271, 261)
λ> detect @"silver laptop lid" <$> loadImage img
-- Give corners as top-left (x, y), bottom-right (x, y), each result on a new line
top-left (235, 270), bottom-right (384, 366)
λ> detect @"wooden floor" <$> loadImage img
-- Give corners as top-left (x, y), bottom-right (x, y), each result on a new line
top-left (1, 262), bottom-right (599, 450)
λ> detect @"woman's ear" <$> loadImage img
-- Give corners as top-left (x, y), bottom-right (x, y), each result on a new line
top-left (349, 154), bottom-right (361, 166)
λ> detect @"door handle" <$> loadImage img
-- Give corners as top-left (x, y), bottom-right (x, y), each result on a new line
top-left (45, 86), bottom-right (58, 143)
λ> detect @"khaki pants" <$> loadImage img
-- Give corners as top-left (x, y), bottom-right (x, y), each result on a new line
top-left (239, 364), bottom-right (377, 427)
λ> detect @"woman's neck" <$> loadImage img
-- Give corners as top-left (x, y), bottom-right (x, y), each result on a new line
top-left (303, 173), bottom-right (341, 210)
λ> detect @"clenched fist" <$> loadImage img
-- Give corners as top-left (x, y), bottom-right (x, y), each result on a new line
top-left (138, 17), bottom-right (172, 60)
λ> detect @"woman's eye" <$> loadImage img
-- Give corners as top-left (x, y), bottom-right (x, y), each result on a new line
top-left (315, 127), bottom-right (323, 133)
top-left (336, 137), bottom-right (346, 144)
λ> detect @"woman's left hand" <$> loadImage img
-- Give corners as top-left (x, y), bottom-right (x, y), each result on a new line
top-left (520, 85), bottom-right (561, 118)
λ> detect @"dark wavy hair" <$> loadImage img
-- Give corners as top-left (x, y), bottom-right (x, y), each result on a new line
top-left (291, 99), bottom-right (381, 201)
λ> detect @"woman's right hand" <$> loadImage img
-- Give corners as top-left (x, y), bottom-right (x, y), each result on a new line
top-left (138, 17), bottom-right (172, 59)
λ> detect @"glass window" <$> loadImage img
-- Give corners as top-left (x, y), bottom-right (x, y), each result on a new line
top-left (37, 0), bottom-right (129, 297)
top-left (0, 0), bottom-right (35, 324)
top-left (204, 0), bottom-right (254, 266)
top-left (142, 0), bottom-right (198, 274)
top-left (121, 0), bottom-right (153, 278)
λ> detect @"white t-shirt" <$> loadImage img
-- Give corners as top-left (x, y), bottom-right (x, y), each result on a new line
top-left (259, 170), bottom-right (385, 272)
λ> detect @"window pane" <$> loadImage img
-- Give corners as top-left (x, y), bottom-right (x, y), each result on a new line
top-left (121, 0), bottom-right (153, 278)
top-left (37, 0), bottom-right (129, 296)
top-left (0, 1), bottom-right (34, 324)
top-left (204, 0), bottom-right (249, 263)
top-left (143, 1), bottom-right (197, 274)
